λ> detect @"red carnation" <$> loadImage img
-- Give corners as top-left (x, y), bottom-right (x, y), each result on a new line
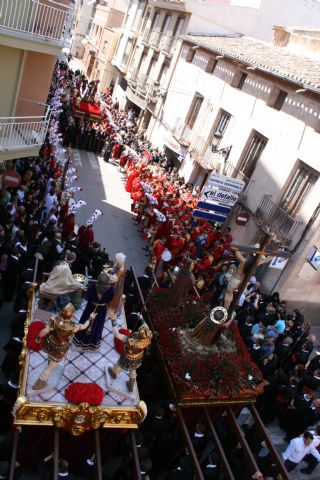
top-left (65, 382), bottom-right (104, 406)
top-left (26, 321), bottom-right (46, 351)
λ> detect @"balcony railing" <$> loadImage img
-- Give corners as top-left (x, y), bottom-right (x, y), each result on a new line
top-left (127, 68), bottom-right (139, 84)
top-left (161, 35), bottom-right (176, 56)
top-left (136, 74), bottom-right (148, 93)
top-left (141, 28), bottom-right (151, 45)
top-left (0, 107), bottom-right (50, 152)
top-left (0, 0), bottom-right (73, 46)
top-left (254, 194), bottom-right (302, 245)
top-left (150, 31), bottom-right (161, 50)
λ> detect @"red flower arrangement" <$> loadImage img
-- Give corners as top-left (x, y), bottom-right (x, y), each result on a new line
top-left (148, 289), bottom-right (264, 400)
top-left (26, 321), bottom-right (46, 351)
top-left (114, 328), bottom-right (131, 355)
top-left (65, 382), bottom-right (104, 406)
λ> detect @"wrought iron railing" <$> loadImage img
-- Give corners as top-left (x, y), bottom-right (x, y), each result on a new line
top-left (150, 31), bottom-right (161, 49)
top-left (0, 104), bottom-right (50, 152)
top-left (254, 194), bottom-right (302, 245)
top-left (161, 34), bottom-right (176, 55)
top-left (0, 0), bottom-right (73, 45)
top-left (136, 74), bottom-right (148, 92)
top-left (141, 28), bottom-right (151, 45)
top-left (127, 68), bottom-right (139, 84)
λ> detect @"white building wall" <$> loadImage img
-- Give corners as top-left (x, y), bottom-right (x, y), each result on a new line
top-left (186, 0), bottom-right (320, 42)
top-left (71, 0), bottom-right (95, 58)
top-left (155, 39), bottom-right (320, 313)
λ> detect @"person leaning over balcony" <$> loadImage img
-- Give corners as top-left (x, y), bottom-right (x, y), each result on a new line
top-left (282, 431), bottom-right (320, 474)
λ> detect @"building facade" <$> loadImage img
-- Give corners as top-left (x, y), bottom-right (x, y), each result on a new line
top-left (70, 0), bottom-right (95, 59)
top-left (0, 0), bottom-right (74, 162)
top-left (152, 30), bottom-right (320, 315)
top-left (111, 0), bottom-right (320, 154)
top-left (81, 0), bottom-right (128, 91)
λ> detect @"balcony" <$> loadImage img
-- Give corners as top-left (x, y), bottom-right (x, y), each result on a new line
top-left (189, 136), bottom-right (206, 160)
top-left (127, 68), bottom-right (139, 85)
top-left (0, 0), bottom-right (73, 47)
top-left (136, 74), bottom-right (148, 93)
top-left (0, 105), bottom-right (50, 158)
top-left (150, 31), bottom-right (161, 50)
top-left (141, 28), bottom-right (151, 45)
top-left (254, 195), bottom-right (302, 245)
top-left (161, 34), bottom-right (176, 56)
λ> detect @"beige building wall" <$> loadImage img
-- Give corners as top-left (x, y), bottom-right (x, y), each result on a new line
top-left (0, 45), bottom-right (24, 116)
top-left (15, 51), bottom-right (56, 117)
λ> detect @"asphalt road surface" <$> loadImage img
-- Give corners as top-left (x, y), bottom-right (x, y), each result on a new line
top-left (70, 148), bottom-right (147, 276)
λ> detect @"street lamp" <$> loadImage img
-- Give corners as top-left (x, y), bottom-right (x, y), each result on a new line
top-left (211, 130), bottom-right (223, 152)
top-left (211, 130), bottom-right (232, 160)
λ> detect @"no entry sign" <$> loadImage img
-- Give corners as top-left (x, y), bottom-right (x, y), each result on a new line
top-left (3, 170), bottom-right (21, 188)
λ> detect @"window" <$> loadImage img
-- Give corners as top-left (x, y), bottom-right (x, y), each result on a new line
top-left (146, 57), bottom-right (157, 78)
top-left (232, 71), bottom-right (247, 89)
top-left (186, 48), bottom-right (195, 63)
top-left (281, 163), bottom-right (318, 215)
top-left (212, 110), bottom-right (231, 146)
top-left (273, 90), bottom-right (287, 110)
top-left (141, 9), bottom-right (151, 31)
top-left (150, 11), bottom-right (159, 30)
top-left (157, 62), bottom-right (169, 83)
top-left (161, 14), bottom-right (171, 33)
top-left (205, 57), bottom-right (217, 74)
top-left (122, 38), bottom-right (133, 66)
top-left (239, 131), bottom-right (268, 178)
top-left (173, 16), bottom-right (184, 37)
top-left (102, 40), bottom-right (108, 55)
top-left (185, 93), bottom-right (204, 129)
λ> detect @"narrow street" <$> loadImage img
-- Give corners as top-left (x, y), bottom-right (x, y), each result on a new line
top-left (70, 148), bottom-right (147, 275)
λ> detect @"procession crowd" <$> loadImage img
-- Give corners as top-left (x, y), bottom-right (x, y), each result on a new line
top-left (0, 58), bottom-right (319, 479)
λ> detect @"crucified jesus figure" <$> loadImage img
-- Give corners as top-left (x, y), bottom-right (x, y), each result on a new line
top-left (223, 249), bottom-right (246, 311)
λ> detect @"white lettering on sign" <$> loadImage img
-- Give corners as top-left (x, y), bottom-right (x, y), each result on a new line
top-left (201, 186), bottom-right (238, 207)
top-left (269, 257), bottom-right (288, 270)
top-left (208, 172), bottom-right (245, 194)
top-left (5, 175), bottom-right (19, 183)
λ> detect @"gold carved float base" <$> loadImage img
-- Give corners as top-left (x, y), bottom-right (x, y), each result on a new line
top-left (13, 396), bottom-right (147, 436)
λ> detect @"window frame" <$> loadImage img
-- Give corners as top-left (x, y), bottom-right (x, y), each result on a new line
top-left (238, 130), bottom-right (268, 179)
top-left (280, 162), bottom-right (318, 216)
top-left (185, 93), bottom-right (204, 129)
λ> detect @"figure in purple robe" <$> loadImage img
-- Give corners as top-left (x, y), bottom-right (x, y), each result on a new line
top-left (73, 273), bottom-right (116, 351)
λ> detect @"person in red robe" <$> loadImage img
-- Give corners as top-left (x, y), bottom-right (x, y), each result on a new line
top-left (112, 142), bottom-right (123, 159)
top-left (62, 213), bottom-right (75, 242)
top-left (78, 224), bottom-right (94, 253)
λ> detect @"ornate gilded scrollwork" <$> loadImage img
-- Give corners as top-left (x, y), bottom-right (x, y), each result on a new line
top-left (13, 284), bottom-right (148, 436)
top-left (13, 400), bottom-right (147, 435)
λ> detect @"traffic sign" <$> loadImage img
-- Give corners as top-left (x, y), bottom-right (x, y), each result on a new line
top-left (235, 210), bottom-right (249, 226)
top-left (197, 201), bottom-right (231, 215)
top-left (269, 257), bottom-right (288, 270)
top-left (308, 246), bottom-right (320, 270)
top-left (201, 187), bottom-right (238, 207)
top-left (193, 209), bottom-right (227, 223)
top-left (3, 170), bottom-right (21, 188)
top-left (208, 172), bottom-right (245, 193)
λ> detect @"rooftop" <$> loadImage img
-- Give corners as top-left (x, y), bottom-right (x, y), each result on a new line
top-left (182, 34), bottom-right (320, 92)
